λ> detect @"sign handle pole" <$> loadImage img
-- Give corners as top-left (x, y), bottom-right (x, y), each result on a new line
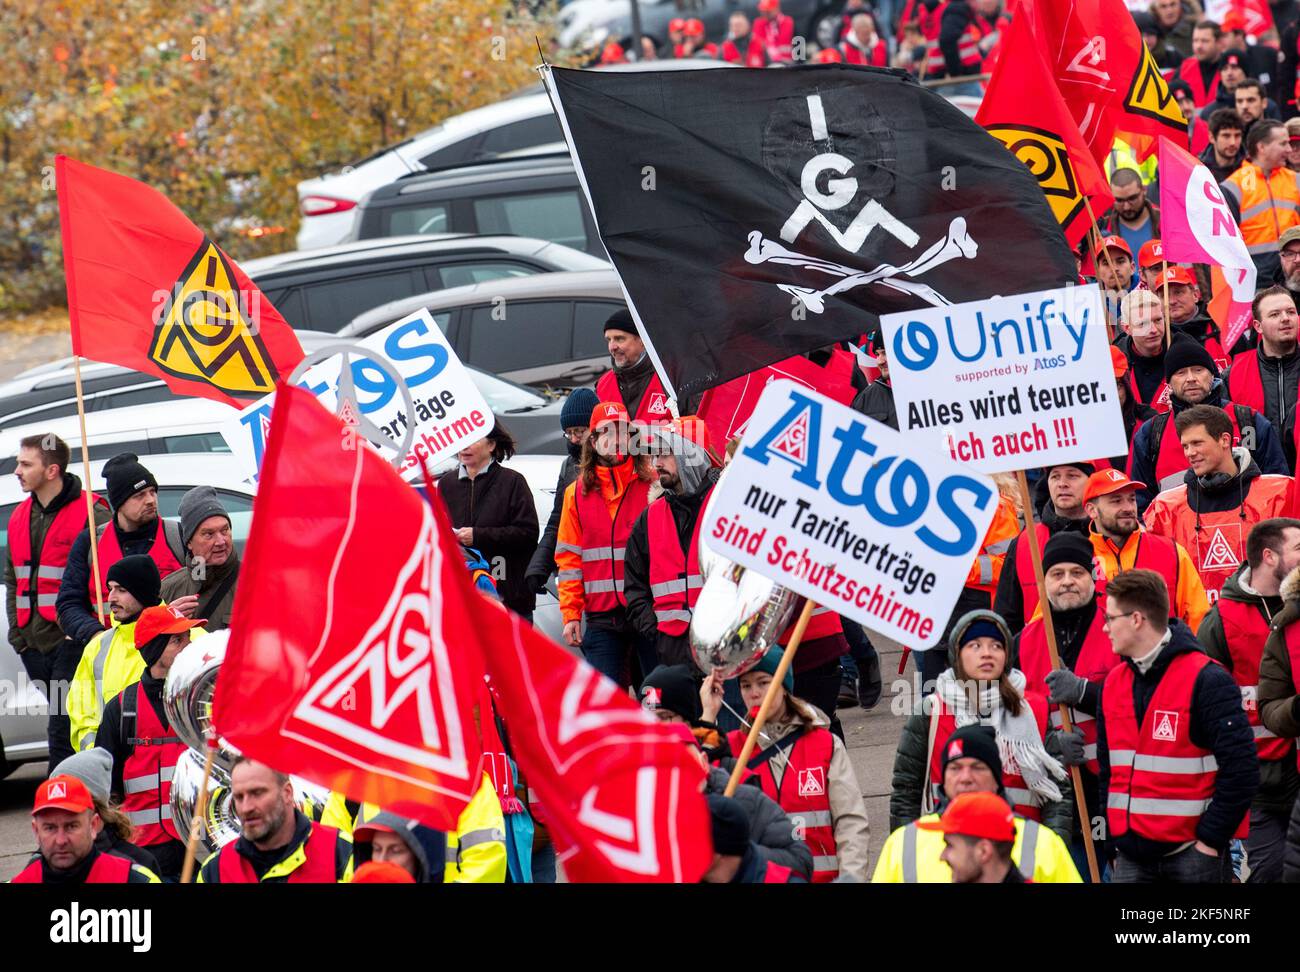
top-left (1162, 275), bottom-right (1172, 350)
top-left (1014, 469), bottom-right (1101, 883)
top-left (723, 598), bottom-right (815, 798)
top-left (1083, 197), bottom-right (1120, 342)
top-left (180, 739), bottom-right (217, 883)
top-left (73, 355), bottom-right (106, 625)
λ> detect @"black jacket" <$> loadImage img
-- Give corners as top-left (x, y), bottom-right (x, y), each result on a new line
top-left (1175, 448), bottom-right (1276, 519)
top-left (1197, 563), bottom-right (1299, 816)
top-left (850, 379), bottom-right (898, 430)
top-left (1114, 331), bottom-right (1167, 406)
top-left (1096, 620), bottom-right (1259, 860)
top-left (1198, 140), bottom-right (1242, 184)
top-left (994, 501), bottom-right (1091, 635)
top-left (705, 766), bottom-right (814, 879)
top-left (623, 468), bottom-right (722, 666)
top-left (1224, 344), bottom-right (1300, 468)
top-left (938, 0), bottom-right (980, 77)
top-left (525, 453), bottom-right (578, 589)
top-left (436, 462), bottom-right (539, 616)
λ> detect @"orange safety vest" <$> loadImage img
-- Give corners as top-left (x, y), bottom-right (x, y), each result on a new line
top-left (595, 369), bottom-right (672, 425)
top-left (1090, 530), bottom-right (1180, 599)
top-left (11, 849), bottom-right (133, 884)
top-left (89, 520), bottom-right (183, 606)
top-left (216, 822), bottom-right (341, 883)
top-left (1017, 603), bottom-right (1121, 775)
top-left (1224, 162), bottom-right (1300, 257)
top-left (928, 693), bottom-right (1051, 821)
top-left (1145, 476), bottom-right (1293, 600)
top-left (8, 492), bottom-right (99, 626)
top-left (117, 681), bottom-right (185, 846)
top-left (572, 475), bottom-right (650, 614)
top-left (726, 725), bottom-right (840, 882)
top-left (647, 490), bottom-right (710, 636)
top-left (1216, 596), bottom-right (1293, 762)
top-left (1103, 652), bottom-right (1243, 843)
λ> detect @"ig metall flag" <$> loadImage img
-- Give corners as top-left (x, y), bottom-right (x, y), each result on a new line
top-left (542, 64), bottom-right (1076, 402)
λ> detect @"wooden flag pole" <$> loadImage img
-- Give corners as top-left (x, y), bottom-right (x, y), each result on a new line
top-left (1014, 469), bottom-right (1100, 883)
top-left (72, 355), bottom-right (106, 625)
top-left (1162, 274), bottom-right (1173, 350)
top-left (180, 739), bottom-right (217, 883)
top-left (724, 599), bottom-right (816, 798)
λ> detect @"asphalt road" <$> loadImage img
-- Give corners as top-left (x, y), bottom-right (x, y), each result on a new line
top-left (0, 639), bottom-right (914, 882)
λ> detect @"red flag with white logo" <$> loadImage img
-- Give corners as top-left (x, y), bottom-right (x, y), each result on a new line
top-left (213, 383), bottom-right (483, 830)
top-left (475, 604), bottom-right (712, 882)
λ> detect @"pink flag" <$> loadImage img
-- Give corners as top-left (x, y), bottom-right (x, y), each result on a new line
top-left (1157, 136), bottom-right (1256, 350)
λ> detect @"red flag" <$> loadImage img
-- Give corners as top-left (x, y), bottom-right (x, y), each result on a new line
top-left (56, 156), bottom-right (304, 408)
top-left (1021, 0), bottom-right (1186, 163)
top-left (696, 351), bottom-right (857, 451)
top-left (977, 11), bottom-right (1113, 249)
top-left (474, 602), bottom-right (712, 882)
top-left (213, 384), bottom-right (483, 830)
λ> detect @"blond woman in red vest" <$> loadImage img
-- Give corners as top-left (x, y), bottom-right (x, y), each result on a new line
top-left (890, 610), bottom-right (1072, 840)
top-left (722, 646), bottom-right (870, 882)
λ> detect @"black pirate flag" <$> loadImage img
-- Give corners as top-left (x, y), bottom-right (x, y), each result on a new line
top-left (544, 64), bottom-right (1075, 401)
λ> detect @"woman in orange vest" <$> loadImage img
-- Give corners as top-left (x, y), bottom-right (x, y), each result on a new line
top-left (890, 610), bottom-right (1072, 839)
top-left (555, 401), bottom-right (656, 689)
top-left (723, 646), bottom-right (871, 882)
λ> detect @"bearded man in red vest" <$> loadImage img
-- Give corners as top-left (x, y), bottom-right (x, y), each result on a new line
top-left (1096, 569), bottom-right (1257, 883)
top-left (1198, 517), bottom-right (1300, 883)
top-left (595, 309), bottom-right (673, 426)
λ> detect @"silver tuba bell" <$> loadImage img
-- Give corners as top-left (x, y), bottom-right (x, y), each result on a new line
top-left (166, 631), bottom-right (331, 856)
top-left (688, 466), bottom-right (800, 678)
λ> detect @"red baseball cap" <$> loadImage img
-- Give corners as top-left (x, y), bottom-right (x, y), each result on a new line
top-left (1159, 266), bottom-right (1197, 288)
top-left (1084, 467), bottom-right (1146, 502)
top-left (758, 0), bottom-right (780, 11)
top-left (1093, 235), bottom-right (1131, 259)
top-left (1137, 238), bottom-right (1165, 269)
top-left (669, 17), bottom-right (685, 31)
top-left (1221, 10), bottom-right (1247, 33)
top-left (33, 775), bottom-right (95, 815)
top-left (133, 604), bottom-right (206, 649)
top-left (351, 861), bottom-right (416, 884)
top-left (683, 17), bottom-right (705, 36)
top-left (1109, 345), bottom-right (1129, 379)
top-left (917, 791), bottom-right (1017, 843)
top-left (590, 401), bottom-right (629, 430)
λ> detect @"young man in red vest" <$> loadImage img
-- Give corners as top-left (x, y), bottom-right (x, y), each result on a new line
top-left (1097, 570), bottom-right (1258, 883)
top-left (10, 775), bottom-right (158, 883)
top-left (995, 462), bottom-right (1093, 633)
top-left (1017, 533), bottom-right (1123, 880)
top-left (1178, 19), bottom-right (1223, 108)
top-left (594, 309), bottom-right (673, 426)
top-left (1129, 334), bottom-right (1288, 514)
top-left (1144, 404), bottom-right (1294, 600)
top-left (1225, 285), bottom-right (1300, 469)
top-left (95, 604), bottom-right (207, 881)
top-left (1117, 289), bottom-right (1172, 413)
top-left (1198, 518), bottom-right (1300, 883)
top-left (198, 757), bottom-right (353, 883)
top-left (55, 452), bottom-right (184, 654)
top-left (5, 434), bottom-right (106, 768)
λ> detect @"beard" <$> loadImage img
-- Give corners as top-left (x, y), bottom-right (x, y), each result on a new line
top-left (242, 801), bottom-right (288, 844)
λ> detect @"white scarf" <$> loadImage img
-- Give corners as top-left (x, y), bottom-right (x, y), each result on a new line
top-left (932, 667), bottom-right (1067, 807)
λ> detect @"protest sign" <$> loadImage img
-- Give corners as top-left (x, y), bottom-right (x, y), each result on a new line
top-left (880, 286), bottom-right (1126, 473)
top-left (700, 380), bottom-right (998, 647)
top-left (220, 309), bottom-right (491, 481)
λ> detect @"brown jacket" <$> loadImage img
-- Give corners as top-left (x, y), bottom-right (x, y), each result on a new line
top-left (159, 551), bottom-right (240, 631)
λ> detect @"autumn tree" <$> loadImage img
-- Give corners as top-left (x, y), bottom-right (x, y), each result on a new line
top-left (0, 0), bottom-right (555, 313)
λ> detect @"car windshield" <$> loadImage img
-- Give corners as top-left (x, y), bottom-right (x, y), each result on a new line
top-left (470, 367), bottom-right (548, 413)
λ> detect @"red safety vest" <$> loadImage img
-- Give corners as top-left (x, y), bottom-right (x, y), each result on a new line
top-left (8, 492), bottom-right (99, 626)
top-left (89, 520), bottom-right (183, 606)
top-left (1128, 368), bottom-right (1172, 414)
top-left (1103, 651), bottom-right (1236, 843)
top-left (647, 490), bottom-right (710, 636)
top-left (928, 694), bottom-right (1050, 821)
top-left (840, 35), bottom-right (887, 65)
top-left (117, 682), bottom-right (185, 846)
top-left (216, 822), bottom-right (341, 883)
top-left (779, 605), bottom-right (842, 645)
top-left (11, 849), bottom-right (133, 883)
top-left (573, 474), bottom-right (650, 614)
top-left (1140, 404), bottom-right (1251, 495)
top-left (1177, 57), bottom-right (1220, 108)
top-left (926, 13), bottom-right (984, 76)
top-left (1227, 349), bottom-right (1300, 461)
top-left (897, 0), bottom-right (947, 40)
top-left (1216, 596), bottom-right (1293, 762)
top-left (595, 369), bottom-right (672, 425)
top-left (1091, 532), bottom-right (1180, 602)
top-left (726, 725), bottom-right (840, 882)
top-left (715, 36), bottom-right (765, 67)
top-left (1017, 604), bottom-right (1120, 775)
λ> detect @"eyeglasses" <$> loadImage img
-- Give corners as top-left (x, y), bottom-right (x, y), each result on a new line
top-left (1280, 249), bottom-right (1300, 262)
top-left (563, 428), bottom-right (587, 442)
top-left (1103, 610), bottom-right (1137, 624)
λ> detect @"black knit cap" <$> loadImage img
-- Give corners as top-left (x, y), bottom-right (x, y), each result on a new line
top-left (640, 664), bottom-right (703, 723)
top-left (102, 452), bottom-right (158, 511)
top-left (707, 794), bottom-right (751, 857)
top-left (939, 725), bottom-right (1004, 790)
top-left (1163, 333), bottom-right (1219, 381)
top-left (104, 554), bottom-right (162, 611)
top-left (1042, 532), bottom-right (1096, 574)
top-left (604, 307), bottom-right (638, 336)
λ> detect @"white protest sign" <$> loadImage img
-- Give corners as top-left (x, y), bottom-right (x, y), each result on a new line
top-left (220, 309), bottom-right (492, 482)
top-left (880, 286), bottom-right (1126, 474)
top-left (700, 380), bottom-right (998, 648)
